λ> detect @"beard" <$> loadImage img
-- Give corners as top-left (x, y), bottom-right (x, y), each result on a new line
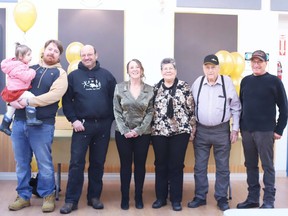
top-left (43, 54), bottom-right (59, 65)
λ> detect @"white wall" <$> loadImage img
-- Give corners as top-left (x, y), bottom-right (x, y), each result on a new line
top-left (1, 0), bottom-right (287, 172)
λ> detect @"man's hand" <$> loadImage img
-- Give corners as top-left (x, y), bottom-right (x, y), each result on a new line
top-left (18, 98), bottom-right (28, 107)
top-left (274, 132), bottom-right (282, 140)
top-left (9, 100), bottom-right (25, 109)
top-left (72, 120), bottom-right (85, 132)
top-left (230, 130), bottom-right (239, 144)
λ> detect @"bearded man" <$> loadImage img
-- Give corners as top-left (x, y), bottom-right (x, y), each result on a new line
top-left (8, 39), bottom-right (68, 213)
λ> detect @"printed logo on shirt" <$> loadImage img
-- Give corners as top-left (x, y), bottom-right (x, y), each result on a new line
top-left (82, 78), bottom-right (101, 90)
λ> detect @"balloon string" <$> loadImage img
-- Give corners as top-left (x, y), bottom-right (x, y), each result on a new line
top-left (22, 32), bottom-right (27, 43)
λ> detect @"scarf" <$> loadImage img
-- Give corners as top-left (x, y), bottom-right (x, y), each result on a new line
top-left (155, 78), bottom-right (178, 119)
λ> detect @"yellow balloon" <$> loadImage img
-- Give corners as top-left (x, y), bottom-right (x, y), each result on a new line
top-left (13, 0), bottom-right (37, 33)
top-left (231, 76), bottom-right (242, 96)
top-left (58, 98), bottom-right (62, 110)
top-left (230, 52), bottom-right (245, 79)
top-left (31, 154), bottom-right (38, 172)
top-left (65, 42), bottom-right (84, 64)
top-left (215, 50), bottom-right (235, 76)
top-left (39, 47), bottom-right (44, 60)
top-left (67, 59), bottom-right (80, 74)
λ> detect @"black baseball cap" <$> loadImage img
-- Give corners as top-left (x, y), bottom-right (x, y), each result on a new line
top-left (204, 54), bottom-right (219, 65)
top-left (250, 50), bottom-right (267, 61)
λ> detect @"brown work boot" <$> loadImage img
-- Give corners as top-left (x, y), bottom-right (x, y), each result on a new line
top-left (8, 195), bottom-right (31, 211)
top-left (42, 193), bottom-right (55, 212)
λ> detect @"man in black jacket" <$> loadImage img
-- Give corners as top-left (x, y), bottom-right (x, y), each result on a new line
top-left (60, 45), bottom-right (117, 214)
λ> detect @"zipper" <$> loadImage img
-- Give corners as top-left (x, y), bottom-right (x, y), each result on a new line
top-left (36, 67), bottom-right (48, 88)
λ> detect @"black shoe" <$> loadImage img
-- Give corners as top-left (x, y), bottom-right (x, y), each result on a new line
top-left (88, 198), bottom-right (104, 209)
top-left (172, 202), bottom-right (182, 211)
top-left (260, 203), bottom-right (274, 209)
top-left (217, 198), bottom-right (229, 211)
top-left (152, 199), bottom-right (167, 209)
top-left (121, 200), bottom-right (129, 210)
top-left (237, 199), bottom-right (259, 209)
top-left (187, 197), bottom-right (206, 208)
top-left (135, 200), bottom-right (144, 209)
top-left (60, 203), bottom-right (78, 214)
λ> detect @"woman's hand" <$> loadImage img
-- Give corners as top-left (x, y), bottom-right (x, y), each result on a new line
top-left (124, 130), bottom-right (138, 138)
top-left (130, 130), bottom-right (138, 138)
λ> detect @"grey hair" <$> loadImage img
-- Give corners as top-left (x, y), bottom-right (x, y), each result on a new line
top-left (160, 57), bottom-right (176, 70)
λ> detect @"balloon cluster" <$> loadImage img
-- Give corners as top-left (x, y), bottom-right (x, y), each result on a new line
top-left (58, 42), bottom-right (84, 109)
top-left (215, 50), bottom-right (245, 95)
top-left (66, 42), bottom-right (84, 73)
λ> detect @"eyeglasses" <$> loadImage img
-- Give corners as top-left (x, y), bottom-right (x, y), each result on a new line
top-left (251, 60), bottom-right (264, 65)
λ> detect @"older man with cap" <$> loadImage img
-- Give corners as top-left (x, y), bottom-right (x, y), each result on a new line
top-left (237, 50), bottom-right (288, 209)
top-left (188, 54), bottom-right (241, 211)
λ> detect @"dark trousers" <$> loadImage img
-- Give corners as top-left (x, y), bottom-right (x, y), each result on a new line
top-left (152, 133), bottom-right (190, 203)
top-left (241, 131), bottom-right (275, 204)
top-left (115, 131), bottom-right (151, 201)
top-left (193, 122), bottom-right (231, 201)
top-left (65, 119), bottom-right (112, 204)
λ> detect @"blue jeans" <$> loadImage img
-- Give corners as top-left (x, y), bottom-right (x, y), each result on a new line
top-left (11, 120), bottom-right (55, 200)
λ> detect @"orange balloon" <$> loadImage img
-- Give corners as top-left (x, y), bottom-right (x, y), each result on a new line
top-left (215, 50), bottom-right (234, 76)
top-left (67, 59), bottom-right (80, 74)
top-left (230, 52), bottom-right (245, 79)
top-left (13, 1), bottom-right (37, 33)
top-left (65, 42), bottom-right (83, 63)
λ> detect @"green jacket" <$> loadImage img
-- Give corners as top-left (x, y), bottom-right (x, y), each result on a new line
top-left (113, 81), bottom-right (154, 135)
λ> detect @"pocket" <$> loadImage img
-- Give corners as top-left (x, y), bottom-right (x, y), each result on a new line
top-left (216, 96), bottom-right (225, 110)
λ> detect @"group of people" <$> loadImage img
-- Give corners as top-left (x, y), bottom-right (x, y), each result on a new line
top-left (0, 39), bottom-right (287, 214)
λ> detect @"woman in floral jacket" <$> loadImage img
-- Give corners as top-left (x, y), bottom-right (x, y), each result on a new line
top-left (151, 57), bottom-right (195, 211)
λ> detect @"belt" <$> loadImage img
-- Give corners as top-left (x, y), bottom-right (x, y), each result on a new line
top-left (197, 121), bottom-right (229, 129)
